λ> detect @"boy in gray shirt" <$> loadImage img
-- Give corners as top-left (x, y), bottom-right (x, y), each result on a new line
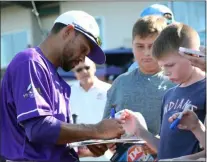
top-left (103, 15), bottom-right (175, 135)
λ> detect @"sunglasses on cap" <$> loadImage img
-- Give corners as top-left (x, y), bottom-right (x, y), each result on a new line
top-left (72, 22), bottom-right (102, 46)
top-left (75, 66), bottom-right (90, 73)
top-left (163, 13), bottom-right (173, 25)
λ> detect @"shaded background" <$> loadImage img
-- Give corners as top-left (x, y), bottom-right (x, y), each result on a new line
top-left (1, 1), bottom-right (206, 83)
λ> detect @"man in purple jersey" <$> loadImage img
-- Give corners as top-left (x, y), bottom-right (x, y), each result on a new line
top-left (0, 11), bottom-right (125, 162)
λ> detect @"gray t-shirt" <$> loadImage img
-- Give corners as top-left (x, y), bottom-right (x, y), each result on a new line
top-left (103, 68), bottom-right (175, 135)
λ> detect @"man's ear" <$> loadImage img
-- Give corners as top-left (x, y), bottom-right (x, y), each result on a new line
top-left (62, 25), bottom-right (75, 40)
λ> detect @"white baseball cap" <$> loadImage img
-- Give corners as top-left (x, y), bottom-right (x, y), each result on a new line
top-left (54, 10), bottom-right (105, 64)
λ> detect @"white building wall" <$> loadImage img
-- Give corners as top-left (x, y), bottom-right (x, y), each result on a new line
top-left (1, 1), bottom-right (205, 68)
top-left (60, 1), bottom-right (156, 49)
top-left (31, 13), bottom-right (44, 46)
top-left (41, 14), bottom-right (58, 32)
top-left (1, 5), bottom-right (33, 44)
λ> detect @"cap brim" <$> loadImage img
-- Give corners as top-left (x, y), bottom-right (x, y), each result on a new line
top-left (75, 29), bottom-right (106, 65)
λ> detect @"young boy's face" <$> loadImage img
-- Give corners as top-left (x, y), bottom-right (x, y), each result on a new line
top-left (157, 52), bottom-right (193, 84)
top-left (132, 34), bottom-right (160, 73)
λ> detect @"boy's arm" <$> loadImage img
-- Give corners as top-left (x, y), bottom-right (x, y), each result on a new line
top-left (161, 119), bottom-right (206, 161)
top-left (192, 120), bottom-right (206, 149)
top-left (139, 96), bottom-right (165, 153)
top-left (173, 119), bottom-right (206, 160)
top-left (137, 128), bottom-right (160, 153)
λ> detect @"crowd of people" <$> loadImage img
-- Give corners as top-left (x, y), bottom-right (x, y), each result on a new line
top-left (0, 3), bottom-right (206, 162)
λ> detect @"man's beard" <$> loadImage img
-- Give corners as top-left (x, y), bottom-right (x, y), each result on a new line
top-left (62, 60), bottom-right (76, 72)
top-left (61, 54), bottom-right (81, 72)
top-left (60, 47), bottom-right (76, 72)
top-left (61, 42), bottom-right (84, 72)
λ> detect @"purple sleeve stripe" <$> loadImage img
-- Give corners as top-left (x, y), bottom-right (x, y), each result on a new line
top-left (17, 108), bottom-right (52, 123)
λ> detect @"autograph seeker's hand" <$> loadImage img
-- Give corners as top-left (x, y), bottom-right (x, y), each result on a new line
top-left (120, 109), bottom-right (148, 137)
top-left (179, 46), bottom-right (206, 72)
top-left (168, 110), bottom-right (199, 131)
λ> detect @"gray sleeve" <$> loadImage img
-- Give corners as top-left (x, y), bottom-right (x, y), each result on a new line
top-left (102, 78), bottom-right (120, 119)
top-left (159, 92), bottom-right (167, 135)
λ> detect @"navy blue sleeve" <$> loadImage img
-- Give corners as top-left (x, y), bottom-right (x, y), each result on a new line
top-left (22, 116), bottom-right (61, 144)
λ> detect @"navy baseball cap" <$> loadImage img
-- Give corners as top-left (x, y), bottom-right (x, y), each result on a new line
top-left (140, 4), bottom-right (174, 24)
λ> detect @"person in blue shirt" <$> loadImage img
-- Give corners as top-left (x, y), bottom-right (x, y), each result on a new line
top-left (128, 4), bottom-right (175, 72)
top-left (121, 23), bottom-right (206, 160)
top-left (169, 110), bottom-right (205, 150)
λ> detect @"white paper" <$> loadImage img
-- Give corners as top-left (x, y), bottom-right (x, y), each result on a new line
top-left (69, 138), bottom-right (145, 148)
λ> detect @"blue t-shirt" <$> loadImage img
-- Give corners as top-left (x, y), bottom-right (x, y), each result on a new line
top-left (158, 78), bottom-right (206, 159)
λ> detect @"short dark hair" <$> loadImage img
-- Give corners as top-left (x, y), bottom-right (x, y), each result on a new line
top-left (132, 15), bottom-right (167, 40)
top-left (51, 23), bottom-right (67, 34)
top-left (152, 23), bottom-right (200, 59)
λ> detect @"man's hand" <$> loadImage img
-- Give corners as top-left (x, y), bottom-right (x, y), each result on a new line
top-left (57, 119), bottom-right (124, 144)
top-left (120, 109), bottom-right (148, 137)
top-left (168, 110), bottom-right (199, 131)
top-left (78, 144), bottom-right (108, 157)
top-left (95, 119), bottom-right (125, 139)
top-left (179, 46), bottom-right (206, 72)
top-left (78, 146), bottom-right (94, 157)
top-left (87, 144), bottom-right (108, 157)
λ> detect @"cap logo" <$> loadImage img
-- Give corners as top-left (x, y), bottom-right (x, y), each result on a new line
top-left (72, 22), bottom-right (102, 46)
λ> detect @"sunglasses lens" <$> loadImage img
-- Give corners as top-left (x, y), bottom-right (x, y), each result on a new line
top-left (163, 13), bottom-right (173, 24)
top-left (76, 66), bottom-right (90, 73)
